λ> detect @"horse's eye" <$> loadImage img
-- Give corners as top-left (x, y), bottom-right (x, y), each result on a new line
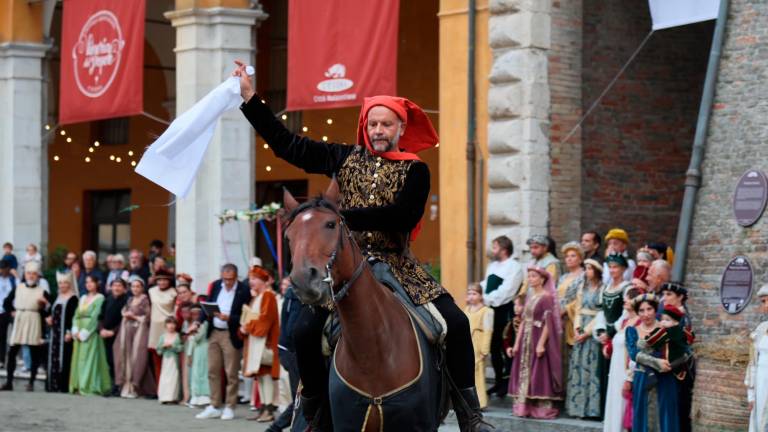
top-left (325, 221), bottom-right (336, 229)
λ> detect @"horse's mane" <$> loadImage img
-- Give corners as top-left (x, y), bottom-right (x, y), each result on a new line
top-left (287, 195), bottom-right (340, 222)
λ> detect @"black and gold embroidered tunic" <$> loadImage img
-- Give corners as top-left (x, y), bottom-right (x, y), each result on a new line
top-left (241, 97), bottom-right (446, 306)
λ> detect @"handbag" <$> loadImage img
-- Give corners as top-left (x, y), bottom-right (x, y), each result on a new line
top-left (261, 347), bottom-right (274, 366)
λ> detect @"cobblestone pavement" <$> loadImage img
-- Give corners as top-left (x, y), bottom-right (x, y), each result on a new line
top-left (0, 381), bottom-right (461, 432)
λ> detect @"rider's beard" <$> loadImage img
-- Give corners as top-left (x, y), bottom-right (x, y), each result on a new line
top-left (370, 126), bottom-right (402, 152)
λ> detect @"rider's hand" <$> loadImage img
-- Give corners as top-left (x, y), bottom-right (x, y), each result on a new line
top-left (233, 60), bottom-right (255, 102)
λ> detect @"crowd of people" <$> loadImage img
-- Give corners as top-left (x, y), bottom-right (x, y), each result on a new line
top-left (469, 229), bottom-right (697, 432)
top-left (0, 241), bottom-right (302, 432)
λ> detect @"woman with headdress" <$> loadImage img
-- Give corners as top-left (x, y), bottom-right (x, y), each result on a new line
top-left (508, 265), bottom-right (563, 419)
top-left (626, 293), bottom-right (679, 432)
top-left (114, 275), bottom-right (156, 398)
top-left (240, 265), bottom-right (280, 422)
top-left (746, 284), bottom-right (768, 432)
top-left (45, 270), bottom-right (79, 392)
top-left (566, 258), bottom-right (604, 419)
top-left (147, 270), bottom-right (177, 383)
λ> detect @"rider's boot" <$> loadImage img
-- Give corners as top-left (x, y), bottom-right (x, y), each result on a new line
top-left (451, 387), bottom-right (494, 432)
top-left (300, 393), bottom-right (332, 432)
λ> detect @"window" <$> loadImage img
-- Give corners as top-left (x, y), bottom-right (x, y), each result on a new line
top-left (89, 190), bottom-right (131, 262)
top-left (94, 117), bottom-right (130, 145)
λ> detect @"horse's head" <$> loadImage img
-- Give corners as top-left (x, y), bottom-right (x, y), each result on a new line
top-left (283, 179), bottom-right (354, 305)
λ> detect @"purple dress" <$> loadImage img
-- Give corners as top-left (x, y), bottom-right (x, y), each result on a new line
top-left (509, 292), bottom-right (564, 418)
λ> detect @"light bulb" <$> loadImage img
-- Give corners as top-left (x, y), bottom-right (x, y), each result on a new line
top-left (263, 144), bottom-right (269, 149)
top-left (322, 136), bottom-right (328, 142)
top-left (109, 155), bottom-right (115, 161)
top-left (84, 157), bottom-right (91, 163)
top-left (131, 161), bottom-right (136, 167)
top-left (60, 130), bottom-right (66, 136)
top-left (66, 137), bottom-right (72, 143)
top-left (281, 114), bottom-right (288, 120)
top-left (88, 147), bottom-right (94, 153)
top-left (302, 126), bottom-right (309, 132)
top-left (128, 150), bottom-right (134, 156)
top-left (266, 165), bottom-right (272, 172)
top-left (45, 125), bottom-right (51, 130)
top-left (326, 118), bottom-right (333, 125)
top-left (116, 157), bottom-right (122, 163)
top-left (94, 141), bottom-right (100, 147)
top-left (53, 155), bottom-right (60, 161)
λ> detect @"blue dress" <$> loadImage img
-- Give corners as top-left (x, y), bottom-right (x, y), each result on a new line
top-left (626, 326), bottom-right (680, 432)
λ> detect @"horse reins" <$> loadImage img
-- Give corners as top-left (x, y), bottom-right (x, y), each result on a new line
top-left (287, 202), bottom-right (367, 304)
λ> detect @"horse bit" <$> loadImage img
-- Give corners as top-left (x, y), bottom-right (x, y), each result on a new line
top-left (322, 216), bottom-right (367, 304)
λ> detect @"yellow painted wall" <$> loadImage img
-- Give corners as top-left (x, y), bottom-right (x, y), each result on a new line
top-left (438, 0), bottom-right (491, 301)
top-left (0, 0), bottom-right (43, 43)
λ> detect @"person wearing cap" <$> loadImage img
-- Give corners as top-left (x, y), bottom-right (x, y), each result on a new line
top-left (626, 293), bottom-right (679, 432)
top-left (660, 282), bottom-right (694, 432)
top-left (234, 62), bottom-right (489, 431)
top-left (148, 270), bottom-right (178, 385)
top-left (601, 229), bottom-right (637, 285)
top-left (746, 284), bottom-right (768, 432)
top-left (0, 261), bottom-right (49, 391)
top-left (516, 234), bottom-right (561, 300)
top-left (0, 259), bottom-right (16, 369)
top-left (480, 235), bottom-right (523, 399)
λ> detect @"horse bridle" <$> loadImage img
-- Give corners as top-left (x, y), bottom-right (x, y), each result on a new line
top-left (288, 204), bottom-right (366, 304)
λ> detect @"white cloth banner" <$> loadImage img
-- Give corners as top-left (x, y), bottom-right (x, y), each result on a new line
top-left (135, 67), bottom-right (253, 197)
top-left (648, 0), bottom-right (720, 30)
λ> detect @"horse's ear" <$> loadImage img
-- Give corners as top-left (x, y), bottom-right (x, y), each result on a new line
top-left (283, 187), bottom-right (299, 213)
top-left (325, 177), bottom-right (340, 204)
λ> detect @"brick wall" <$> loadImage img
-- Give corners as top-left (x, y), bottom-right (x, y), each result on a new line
top-left (548, 0), bottom-right (583, 245)
top-left (579, 2), bottom-right (711, 249)
top-left (684, 1), bottom-right (768, 429)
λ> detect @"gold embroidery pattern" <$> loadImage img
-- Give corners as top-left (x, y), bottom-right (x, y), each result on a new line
top-left (335, 147), bottom-right (445, 306)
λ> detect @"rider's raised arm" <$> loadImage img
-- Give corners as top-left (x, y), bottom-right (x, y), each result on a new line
top-left (240, 96), bottom-right (353, 177)
top-left (341, 162), bottom-right (430, 233)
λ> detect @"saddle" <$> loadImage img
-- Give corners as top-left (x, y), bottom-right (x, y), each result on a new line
top-left (322, 259), bottom-right (447, 356)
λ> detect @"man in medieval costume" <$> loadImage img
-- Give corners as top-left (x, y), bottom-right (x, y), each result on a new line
top-left (233, 61), bottom-right (490, 432)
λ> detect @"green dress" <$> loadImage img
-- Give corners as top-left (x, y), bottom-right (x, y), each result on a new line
top-left (69, 294), bottom-right (112, 395)
top-left (185, 321), bottom-right (211, 405)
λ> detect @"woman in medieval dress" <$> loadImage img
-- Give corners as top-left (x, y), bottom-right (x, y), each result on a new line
top-left (626, 293), bottom-right (679, 432)
top-left (602, 287), bottom-right (641, 432)
top-left (566, 258), bottom-right (604, 418)
top-left (69, 275), bottom-right (112, 396)
top-left (114, 276), bottom-right (156, 398)
top-left (45, 271), bottom-right (78, 392)
top-left (746, 284), bottom-right (768, 432)
top-left (508, 265), bottom-right (563, 419)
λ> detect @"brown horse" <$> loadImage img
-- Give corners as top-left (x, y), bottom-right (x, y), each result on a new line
top-left (283, 180), bottom-right (442, 432)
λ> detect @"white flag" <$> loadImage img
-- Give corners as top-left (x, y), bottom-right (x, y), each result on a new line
top-left (135, 68), bottom-right (252, 198)
top-left (648, 0), bottom-right (720, 30)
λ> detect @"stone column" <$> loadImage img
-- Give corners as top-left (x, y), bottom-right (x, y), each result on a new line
top-left (486, 0), bottom-right (551, 259)
top-left (165, 6), bottom-right (267, 290)
top-left (0, 42), bottom-right (50, 259)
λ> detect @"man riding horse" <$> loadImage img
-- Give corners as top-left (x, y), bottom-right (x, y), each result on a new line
top-left (233, 61), bottom-right (491, 432)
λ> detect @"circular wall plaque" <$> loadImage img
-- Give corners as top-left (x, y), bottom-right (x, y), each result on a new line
top-left (733, 169), bottom-right (768, 227)
top-left (720, 256), bottom-right (753, 314)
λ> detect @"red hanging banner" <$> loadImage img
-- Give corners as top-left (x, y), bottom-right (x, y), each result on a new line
top-left (59, 0), bottom-right (145, 125)
top-left (286, 0), bottom-right (399, 111)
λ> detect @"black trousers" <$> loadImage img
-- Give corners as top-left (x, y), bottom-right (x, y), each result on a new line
top-left (294, 293), bottom-right (475, 399)
top-left (0, 313), bottom-right (9, 365)
top-left (678, 366), bottom-right (695, 432)
top-left (271, 349), bottom-right (300, 430)
top-left (489, 302), bottom-right (514, 387)
top-left (6, 344), bottom-right (44, 386)
top-left (104, 336), bottom-right (116, 384)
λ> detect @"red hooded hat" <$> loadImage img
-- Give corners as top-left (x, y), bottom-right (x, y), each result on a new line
top-left (356, 96), bottom-right (439, 161)
top-left (355, 96), bottom-right (438, 240)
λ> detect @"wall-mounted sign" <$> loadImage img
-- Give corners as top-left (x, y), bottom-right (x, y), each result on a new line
top-left (720, 256), bottom-right (753, 314)
top-left (733, 169), bottom-right (768, 227)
